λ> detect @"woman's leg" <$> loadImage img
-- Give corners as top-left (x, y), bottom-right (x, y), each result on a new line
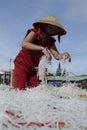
top-left (14, 67), bottom-right (28, 90)
top-left (29, 72), bottom-right (39, 88)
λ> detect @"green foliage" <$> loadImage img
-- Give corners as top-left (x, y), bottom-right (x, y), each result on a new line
top-left (56, 62), bottom-right (66, 76)
top-left (56, 62), bottom-right (62, 76)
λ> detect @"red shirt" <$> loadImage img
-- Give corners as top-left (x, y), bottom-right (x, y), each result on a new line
top-left (14, 28), bottom-right (56, 73)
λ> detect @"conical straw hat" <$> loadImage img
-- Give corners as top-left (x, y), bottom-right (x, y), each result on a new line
top-left (33, 15), bottom-right (67, 36)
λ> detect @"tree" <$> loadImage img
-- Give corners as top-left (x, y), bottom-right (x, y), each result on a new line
top-left (62, 69), bottom-right (67, 76)
top-left (56, 62), bottom-right (62, 76)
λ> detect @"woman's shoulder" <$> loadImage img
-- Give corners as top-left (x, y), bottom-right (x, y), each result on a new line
top-left (24, 28), bottom-right (37, 38)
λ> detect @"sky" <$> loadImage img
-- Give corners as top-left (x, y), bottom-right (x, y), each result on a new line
top-left (0, 0), bottom-right (87, 75)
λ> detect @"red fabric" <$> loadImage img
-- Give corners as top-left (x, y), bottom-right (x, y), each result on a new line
top-left (37, 27), bottom-right (41, 40)
top-left (14, 28), bottom-right (55, 89)
top-left (14, 67), bottom-right (39, 90)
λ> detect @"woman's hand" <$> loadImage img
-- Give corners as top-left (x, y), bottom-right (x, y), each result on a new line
top-left (42, 47), bottom-right (52, 61)
top-left (59, 52), bottom-right (71, 62)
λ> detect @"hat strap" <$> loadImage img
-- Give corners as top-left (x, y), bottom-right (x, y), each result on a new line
top-left (58, 35), bottom-right (61, 43)
top-left (58, 32), bottom-right (62, 43)
top-left (37, 25), bottom-right (41, 40)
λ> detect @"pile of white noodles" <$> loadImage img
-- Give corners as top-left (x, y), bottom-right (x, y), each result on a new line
top-left (0, 56), bottom-right (87, 130)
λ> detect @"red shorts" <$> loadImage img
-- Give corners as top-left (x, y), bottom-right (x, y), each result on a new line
top-left (14, 67), bottom-right (39, 90)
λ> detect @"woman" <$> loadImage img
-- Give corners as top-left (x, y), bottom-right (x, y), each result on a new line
top-left (14, 15), bottom-right (71, 90)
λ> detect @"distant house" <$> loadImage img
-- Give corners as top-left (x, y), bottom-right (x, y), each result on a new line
top-left (0, 70), bottom-right (10, 85)
top-left (47, 75), bottom-right (87, 89)
top-left (0, 70), bottom-right (14, 86)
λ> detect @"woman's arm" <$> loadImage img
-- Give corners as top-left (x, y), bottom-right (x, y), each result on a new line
top-left (21, 31), bottom-right (44, 51)
top-left (50, 43), bottom-right (71, 62)
top-left (21, 31), bottom-right (51, 59)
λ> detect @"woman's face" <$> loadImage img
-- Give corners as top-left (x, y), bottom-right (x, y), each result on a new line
top-left (40, 24), bottom-right (58, 41)
top-left (40, 30), bottom-right (47, 41)
top-left (44, 24), bottom-right (58, 36)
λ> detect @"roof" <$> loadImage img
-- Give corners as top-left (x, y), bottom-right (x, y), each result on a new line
top-left (47, 75), bottom-right (87, 82)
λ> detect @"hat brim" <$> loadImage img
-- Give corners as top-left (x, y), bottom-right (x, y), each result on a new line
top-left (33, 22), bottom-right (67, 36)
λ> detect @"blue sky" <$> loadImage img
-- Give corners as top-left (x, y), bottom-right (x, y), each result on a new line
top-left (0, 0), bottom-right (87, 75)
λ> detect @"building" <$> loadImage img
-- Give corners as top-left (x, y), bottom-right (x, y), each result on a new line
top-left (0, 70), bottom-right (14, 86)
top-left (47, 75), bottom-right (87, 89)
